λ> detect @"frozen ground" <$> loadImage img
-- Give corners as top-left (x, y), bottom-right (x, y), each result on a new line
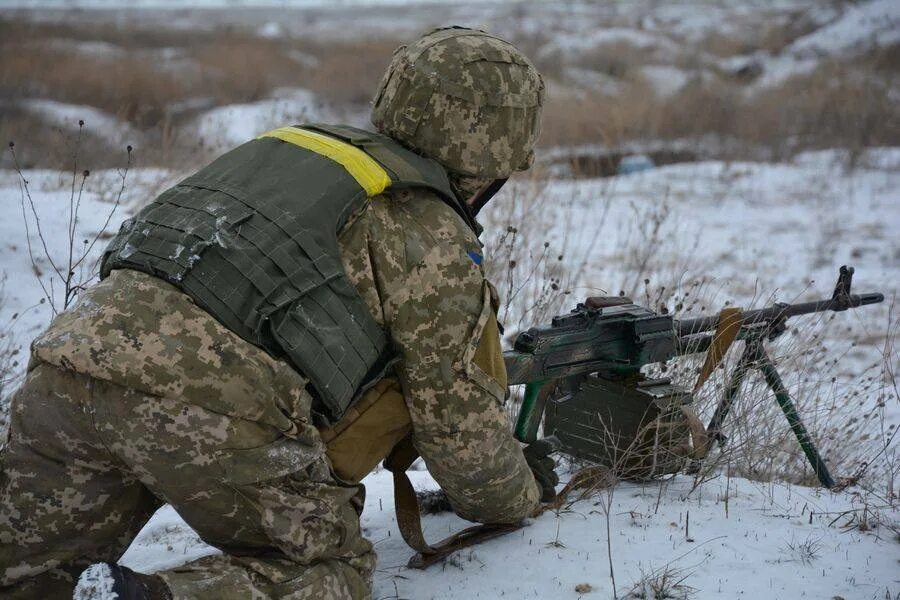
top-left (120, 469), bottom-right (899, 600)
top-left (1, 148), bottom-right (898, 598)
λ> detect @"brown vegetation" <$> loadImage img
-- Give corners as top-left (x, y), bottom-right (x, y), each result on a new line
top-left (1, 15), bottom-right (898, 171)
top-left (0, 17), bottom-right (400, 169)
top-left (540, 53), bottom-right (898, 166)
top-left (0, 108), bottom-right (120, 170)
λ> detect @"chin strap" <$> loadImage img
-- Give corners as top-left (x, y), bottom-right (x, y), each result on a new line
top-left (469, 178), bottom-right (509, 216)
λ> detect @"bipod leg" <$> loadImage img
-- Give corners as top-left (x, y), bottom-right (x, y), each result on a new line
top-left (686, 342), bottom-right (755, 474)
top-left (755, 345), bottom-right (835, 489)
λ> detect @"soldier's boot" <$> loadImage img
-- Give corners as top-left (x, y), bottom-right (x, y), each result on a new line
top-left (74, 563), bottom-right (172, 600)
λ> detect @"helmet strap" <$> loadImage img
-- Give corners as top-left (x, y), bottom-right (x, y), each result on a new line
top-left (468, 178), bottom-right (508, 216)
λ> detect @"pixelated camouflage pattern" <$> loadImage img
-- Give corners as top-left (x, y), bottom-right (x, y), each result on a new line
top-left (371, 26), bottom-right (544, 178)
top-left (1, 185), bottom-right (540, 597)
top-left (0, 363), bottom-right (373, 599)
top-left (30, 269), bottom-right (311, 435)
top-left (339, 188), bottom-right (541, 523)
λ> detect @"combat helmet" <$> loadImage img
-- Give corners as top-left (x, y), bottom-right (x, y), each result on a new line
top-left (371, 26), bottom-right (544, 180)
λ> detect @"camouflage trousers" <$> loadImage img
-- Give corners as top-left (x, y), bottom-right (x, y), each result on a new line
top-left (0, 362), bottom-right (375, 599)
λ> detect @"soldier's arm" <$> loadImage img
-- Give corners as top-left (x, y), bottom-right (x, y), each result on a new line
top-left (372, 195), bottom-right (542, 524)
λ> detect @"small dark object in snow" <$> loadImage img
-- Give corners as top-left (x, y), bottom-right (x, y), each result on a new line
top-left (575, 583), bottom-right (593, 593)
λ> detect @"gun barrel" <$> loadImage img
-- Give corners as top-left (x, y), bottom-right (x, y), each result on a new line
top-left (676, 292), bottom-right (884, 336)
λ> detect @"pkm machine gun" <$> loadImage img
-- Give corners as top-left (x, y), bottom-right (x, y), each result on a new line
top-left (504, 266), bottom-right (884, 488)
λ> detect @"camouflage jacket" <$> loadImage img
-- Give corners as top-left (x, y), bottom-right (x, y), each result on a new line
top-left (31, 187), bottom-right (541, 525)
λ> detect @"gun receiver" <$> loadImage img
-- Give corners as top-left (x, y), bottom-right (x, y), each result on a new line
top-left (506, 266), bottom-right (884, 488)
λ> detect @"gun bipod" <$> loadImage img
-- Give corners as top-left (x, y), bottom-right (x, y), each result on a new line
top-left (688, 331), bottom-right (835, 488)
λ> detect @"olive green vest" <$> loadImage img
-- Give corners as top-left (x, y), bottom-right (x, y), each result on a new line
top-left (101, 123), bottom-right (474, 423)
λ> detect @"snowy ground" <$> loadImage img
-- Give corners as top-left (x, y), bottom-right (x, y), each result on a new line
top-left (1, 149), bottom-right (898, 598)
top-left (120, 469), bottom-right (900, 600)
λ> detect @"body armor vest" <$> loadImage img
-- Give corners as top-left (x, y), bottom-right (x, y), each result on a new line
top-left (101, 123), bottom-right (475, 423)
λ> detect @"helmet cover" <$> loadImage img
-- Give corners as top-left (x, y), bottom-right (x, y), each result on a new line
top-left (371, 26), bottom-right (544, 179)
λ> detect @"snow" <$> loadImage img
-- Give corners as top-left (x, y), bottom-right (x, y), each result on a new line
top-left (0, 167), bottom-right (174, 401)
top-left (719, 0), bottom-right (900, 92)
top-left (73, 563), bottom-right (120, 600)
top-left (286, 48), bottom-right (321, 69)
top-left (788, 0), bottom-right (900, 59)
top-left (547, 28), bottom-right (680, 55)
top-left (1, 152), bottom-right (897, 598)
top-left (481, 152), bottom-right (900, 491)
top-left (792, 147), bottom-right (900, 171)
top-left (3, 0), bottom-right (493, 7)
top-left (256, 20), bottom-right (286, 39)
top-left (117, 469), bottom-right (899, 599)
top-left (119, 505), bottom-right (218, 573)
top-left (190, 88), bottom-right (333, 152)
top-left (722, 52), bottom-right (822, 91)
top-left (18, 99), bottom-right (140, 149)
top-left (562, 68), bottom-right (626, 97)
top-left (8, 0), bottom-right (896, 103)
top-left (638, 65), bottom-right (692, 98)
top-left (40, 38), bottom-right (127, 59)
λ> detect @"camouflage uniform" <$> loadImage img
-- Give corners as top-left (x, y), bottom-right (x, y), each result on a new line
top-left (0, 26), bottom-right (544, 599)
top-left (0, 188), bottom-right (541, 599)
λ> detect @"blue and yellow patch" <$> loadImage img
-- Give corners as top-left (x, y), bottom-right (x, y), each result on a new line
top-left (467, 250), bottom-right (483, 266)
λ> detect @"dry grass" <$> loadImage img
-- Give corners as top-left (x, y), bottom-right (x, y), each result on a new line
top-left (484, 170), bottom-right (898, 493)
top-left (539, 96), bottom-right (612, 149)
top-left (742, 58), bottom-right (900, 160)
top-left (0, 17), bottom-right (400, 169)
top-left (573, 41), bottom-right (660, 79)
top-left (626, 564), bottom-right (696, 600)
top-left (1, 24), bottom-right (312, 122)
top-left (0, 108), bottom-right (119, 170)
top-left (0, 27), bottom-right (188, 127)
top-left (190, 36), bottom-right (309, 103)
top-left (1, 6), bottom-right (897, 493)
top-left (540, 53), bottom-right (898, 168)
top-left (3, 13), bottom-right (898, 170)
top-left (303, 39), bottom-right (399, 106)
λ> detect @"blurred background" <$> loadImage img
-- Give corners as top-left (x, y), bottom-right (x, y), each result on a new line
top-left (1, 0), bottom-right (897, 172)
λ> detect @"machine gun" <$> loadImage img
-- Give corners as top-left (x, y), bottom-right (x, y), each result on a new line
top-left (505, 266), bottom-right (884, 488)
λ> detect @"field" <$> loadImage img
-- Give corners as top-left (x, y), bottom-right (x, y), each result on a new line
top-left (1, 0), bottom-right (899, 598)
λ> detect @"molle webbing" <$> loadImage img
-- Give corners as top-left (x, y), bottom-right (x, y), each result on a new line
top-left (101, 125), bottom-right (462, 423)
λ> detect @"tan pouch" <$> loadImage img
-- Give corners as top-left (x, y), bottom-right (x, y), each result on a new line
top-left (472, 304), bottom-right (508, 392)
top-left (319, 376), bottom-right (412, 483)
top-left (456, 280), bottom-right (508, 401)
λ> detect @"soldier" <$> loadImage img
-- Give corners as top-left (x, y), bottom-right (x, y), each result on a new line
top-left (0, 26), bottom-right (556, 600)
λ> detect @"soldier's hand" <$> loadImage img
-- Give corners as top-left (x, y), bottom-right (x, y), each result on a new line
top-left (523, 437), bottom-right (560, 503)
